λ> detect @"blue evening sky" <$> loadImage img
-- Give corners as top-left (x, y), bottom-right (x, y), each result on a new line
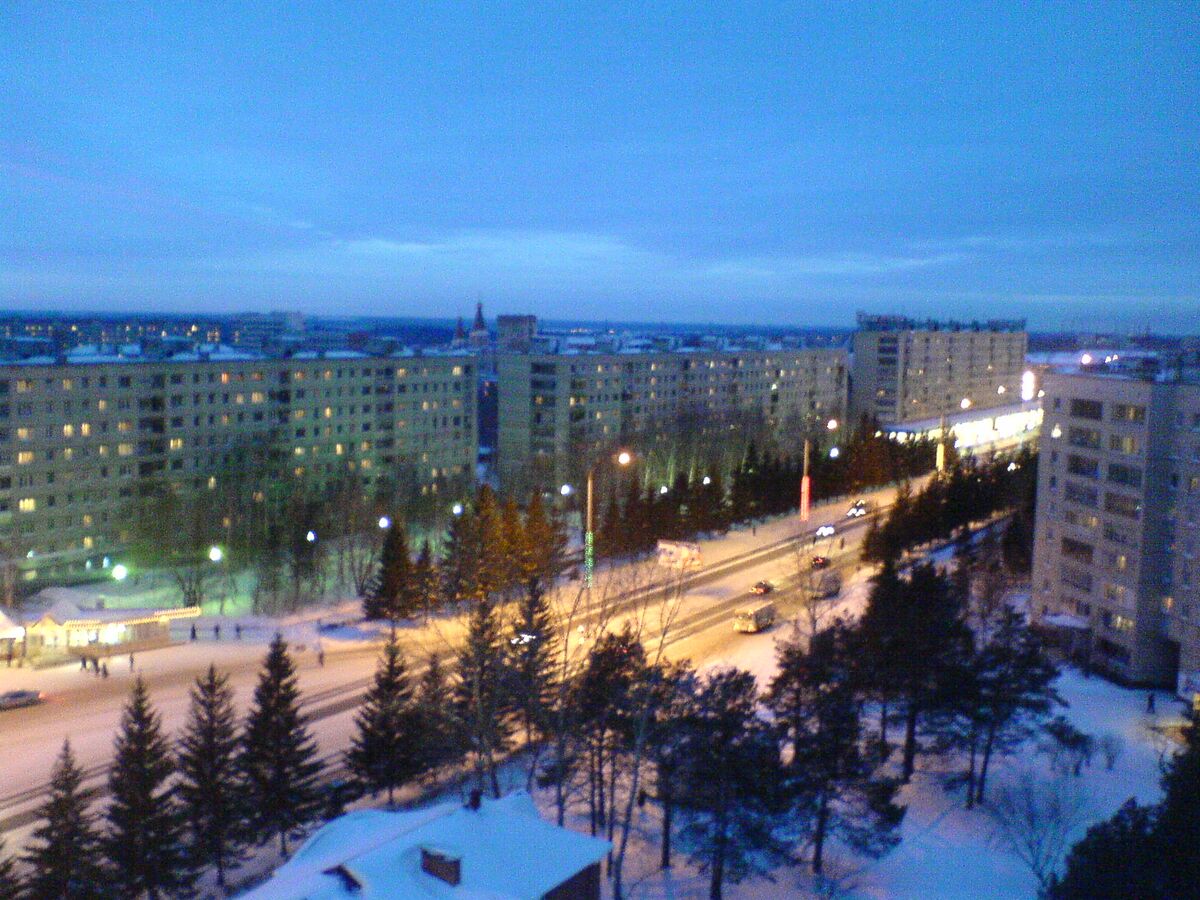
top-left (2, 3), bottom-right (1197, 330)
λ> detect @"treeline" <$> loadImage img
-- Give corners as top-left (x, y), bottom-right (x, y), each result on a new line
top-left (861, 447), bottom-right (1037, 569)
top-left (595, 421), bottom-right (938, 559)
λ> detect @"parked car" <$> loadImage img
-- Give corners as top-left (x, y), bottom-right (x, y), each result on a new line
top-left (751, 580), bottom-right (774, 595)
top-left (846, 500), bottom-right (869, 518)
top-left (811, 555), bottom-right (831, 570)
top-left (0, 690), bottom-right (43, 711)
top-left (815, 524), bottom-right (836, 538)
top-left (733, 603), bottom-right (776, 634)
top-left (816, 571), bottom-right (843, 599)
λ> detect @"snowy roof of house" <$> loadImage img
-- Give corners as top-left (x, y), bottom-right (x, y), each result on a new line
top-left (21, 598), bottom-right (200, 627)
top-left (0, 609), bottom-right (23, 640)
top-left (241, 792), bottom-right (610, 900)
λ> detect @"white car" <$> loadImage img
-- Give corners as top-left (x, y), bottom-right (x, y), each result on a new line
top-left (846, 500), bottom-right (868, 518)
top-left (815, 524), bottom-right (836, 538)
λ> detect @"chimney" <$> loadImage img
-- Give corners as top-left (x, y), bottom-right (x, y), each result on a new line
top-left (420, 847), bottom-right (461, 886)
top-left (467, 789), bottom-right (482, 811)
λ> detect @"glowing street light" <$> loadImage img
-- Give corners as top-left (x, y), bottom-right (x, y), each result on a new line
top-left (585, 449), bottom-right (634, 587)
top-left (560, 484), bottom-right (573, 496)
top-left (378, 516), bottom-right (391, 530)
top-left (208, 545), bottom-right (223, 563)
top-left (305, 530), bottom-right (317, 543)
top-left (826, 418), bottom-right (839, 431)
top-left (659, 485), bottom-right (669, 495)
top-left (616, 450), bottom-right (633, 466)
top-left (451, 502), bottom-right (464, 516)
top-left (829, 446), bottom-right (841, 459)
top-left (112, 564), bottom-right (129, 582)
top-left (960, 397), bottom-right (972, 410)
top-left (702, 476), bottom-right (711, 486)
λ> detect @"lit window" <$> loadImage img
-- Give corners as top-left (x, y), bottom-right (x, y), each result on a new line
top-left (168, 438), bottom-right (183, 451)
top-left (118, 443), bottom-right (133, 456)
top-left (17, 451), bottom-right (33, 465)
top-left (62, 424), bottom-right (74, 438)
top-left (18, 498), bottom-right (35, 512)
top-left (80, 423), bottom-right (91, 436)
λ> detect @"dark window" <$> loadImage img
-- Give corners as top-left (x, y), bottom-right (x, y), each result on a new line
top-left (1070, 398), bottom-right (1103, 420)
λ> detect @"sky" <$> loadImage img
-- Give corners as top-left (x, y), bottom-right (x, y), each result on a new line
top-left (2, 3), bottom-right (1197, 331)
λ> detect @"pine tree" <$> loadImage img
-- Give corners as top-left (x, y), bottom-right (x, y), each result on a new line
top-left (103, 676), bottom-right (191, 899)
top-left (507, 564), bottom-right (559, 790)
top-left (177, 665), bottom-right (246, 889)
top-left (676, 667), bottom-right (788, 900)
top-left (0, 838), bottom-right (22, 900)
top-left (365, 521), bottom-right (418, 621)
top-left (415, 653), bottom-right (459, 777)
top-left (241, 634), bottom-right (323, 857)
top-left (22, 740), bottom-right (105, 900)
top-left (473, 485), bottom-right (505, 599)
top-left (413, 539), bottom-right (438, 617)
top-left (768, 625), bottom-right (904, 874)
top-left (347, 633), bottom-right (420, 804)
top-left (441, 508), bottom-right (481, 604)
top-left (454, 598), bottom-right (512, 797)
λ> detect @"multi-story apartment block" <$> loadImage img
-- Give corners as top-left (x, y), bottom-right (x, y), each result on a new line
top-left (1032, 369), bottom-right (1200, 689)
top-left (0, 345), bottom-right (477, 584)
top-left (497, 335), bottom-right (847, 496)
top-left (851, 314), bottom-right (1029, 425)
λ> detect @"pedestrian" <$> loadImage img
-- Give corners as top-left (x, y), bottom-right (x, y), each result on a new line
top-left (101, 662), bottom-right (109, 679)
top-left (839, 537), bottom-right (845, 550)
top-left (80, 655), bottom-right (88, 671)
top-left (214, 623), bottom-right (221, 640)
top-left (5, 645), bottom-right (12, 668)
top-left (752, 523), bottom-right (757, 536)
top-left (190, 624), bottom-right (197, 642)
top-left (1147, 692), bottom-right (1156, 714)
top-left (235, 623), bottom-right (242, 640)
top-left (129, 653), bottom-right (135, 671)
top-left (91, 656), bottom-right (99, 674)
top-left (317, 647), bottom-right (325, 667)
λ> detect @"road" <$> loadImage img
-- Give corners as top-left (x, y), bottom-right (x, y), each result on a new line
top-left (0, 480), bottom-right (908, 847)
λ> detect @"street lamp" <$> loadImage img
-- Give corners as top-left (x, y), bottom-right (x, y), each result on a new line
top-left (378, 515), bottom-right (391, 530)
top-left (829, 446), bottom-right (840, 459)
top-left (560, 483), bottom-right (573, 496)
top-left (305, 530), bottom-right (317, 543)
top-left (585, 449), bottom-right (632, 587)
top-left (208, 545), bottom-right (223, 563)
top-left (702, 476), bottom-right (711, 486)
top-left (451, 502), bottom-right (464, 516)
top-left (827, 418), bottom-right (838, 431)
top-left (112, 564), bottom-right (129, 582)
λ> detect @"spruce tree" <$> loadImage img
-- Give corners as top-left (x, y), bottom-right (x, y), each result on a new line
top-left (507, 565), bottom-right (559, 790)
top-left (0, 838), bottom-right (22, 900)
top-left (241, 634), bottom-right (323, 857)
top-left (454, 598), bottom-right (512, 797)
top-left (413, 539), bottom-right (438, 617)
top-left (177, 665), bottom-right (246, 889)
top-left (473, 485), bottom-right (505, 599)
top-left (23, 740), bottom-right (105, 900)
top-left (415, 653), bottom-right (459, 777)
top-left (441, 509), bottom-right (481, 604)
top-left (347, 633), bottom-right (420, 804)
top-left (103, 675), bottom-right (191, 899)
top-left (366, 521), bottom-right (417, 621)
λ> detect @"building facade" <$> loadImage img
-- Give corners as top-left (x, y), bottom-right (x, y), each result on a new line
top-left (851, 314), bottom-right (1029, 427)
top-left (497, 342), bottom-right (847, 495)
top-left (1032, 370), bottom-right (1200, 688)
top-left (0, 345), bottom-right (477, 585)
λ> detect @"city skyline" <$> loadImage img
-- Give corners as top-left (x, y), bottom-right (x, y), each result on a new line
top-left (3, 4), bottom-right (1197, 331)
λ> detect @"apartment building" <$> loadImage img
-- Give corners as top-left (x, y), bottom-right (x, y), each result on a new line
top-left (0, 344), bottom-right (477, 584)
top-left (851, 314), bottom-right (1029, 425)
top-left (497, 339), bottom-right (847, 495)
top-left (1032, 369), bottom-right (1200, 688)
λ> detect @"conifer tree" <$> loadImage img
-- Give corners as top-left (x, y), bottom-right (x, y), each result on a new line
top-left (365, 521), bottom-right (418, 621)
top-left (348, 633), bottom-right (420, 804)
top-left (0, 838), bottom-right (22, 900)
top-left (454, 598), bottom-right (512, 797)
top-left (23, 740), bottom-right (105, 900)
top-left (508, 569), bottom-right (559, 790)
top-left (177, 665), bottom-right (246, 889)
top-left (103, 676), bottom-right (191, 899)
top-left (241, 634), bottom-right (323, 857)
top-left (473, 485), bottom-right (505, 599)
top-left (413, 539), bottom-right (438, 618)
top-left (415, 653), bottom-right (459, 777)
top-left (441, 508), bottom-right (481, 604)
top-left (499, 496), bottom-right (525, 595)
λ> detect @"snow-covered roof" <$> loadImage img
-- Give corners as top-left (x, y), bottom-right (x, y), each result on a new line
top-left (242, 792), bottom-right (610, 900)
top-left (0, 609), bottom-right (23, 641)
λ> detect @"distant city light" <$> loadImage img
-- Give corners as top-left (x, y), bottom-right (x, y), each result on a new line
top-left (1051, 424), bottom-right (1063, 439)
top-left (829, 447), bottom-right (840, 458)
top-left (702, 476), bottom-right (711, 486)
top-left (305, 530), bottom-right (317, 543)
top-left (616, 451), bottom-right (633, 466)
top-left (560, 484), bottom-right (573, 496)
top-left (827, 419), bottom-right (838, 430)
top-left (452, 503), bottom-right (464, 516)
top-left (1080, 353), bottom-right (1094, 365)
top-left (112, 564), bottom-right (128, 581)
top-left (378, 516), bottom-right (391, 529)
top-left (660, 485), bottom-right (669, 495)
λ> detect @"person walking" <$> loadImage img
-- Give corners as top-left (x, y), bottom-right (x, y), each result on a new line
top-left (128, 653), bottom-right (135, 671)
top-left (213, 622), bottom-right (221, 640)
top-left (235, 623), bottom-right (242, 640)
top-left (101, 662), bottom-right (109, 679)
top-left (190, 624), bottom-right (197, 641)
top-left (1147, 692), bottom-right (1157, 714)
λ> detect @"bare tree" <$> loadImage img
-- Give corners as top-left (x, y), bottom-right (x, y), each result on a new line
top-left (987, 770), bottom-right (1091, 892)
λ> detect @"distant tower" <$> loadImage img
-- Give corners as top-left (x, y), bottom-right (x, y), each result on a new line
top-left (452, 316), bottom-right (468, 349)
top-left (469, 302), bottom-right (488, 349)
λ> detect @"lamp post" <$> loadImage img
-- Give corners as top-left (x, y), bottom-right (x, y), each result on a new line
top-left (937, 397), bottom-right (971, 473)
top-left (800, 419), bottom-right (838, 522)
top-left (585, 450), bottom-right (632, 588)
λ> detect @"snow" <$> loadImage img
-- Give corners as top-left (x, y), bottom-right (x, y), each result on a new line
top-left (243, 792), bottom-right (609, 900)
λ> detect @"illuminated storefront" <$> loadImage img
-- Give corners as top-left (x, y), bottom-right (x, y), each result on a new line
top-left (882, 399), bottom-right (1044, 455)
top-left (21, 600), bottom-right (200, 660)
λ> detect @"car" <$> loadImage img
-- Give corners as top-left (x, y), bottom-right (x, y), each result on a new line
top-left (0, 690), bottom-right (43, 711)
top-left (751, 580), bottom-right (774, 595)
top-left (815, 524), bottom-right (836, 538)
top-left (846, 500), bottom-right (868, 518)
top-left (811, 556), bottom-right (831, 570)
